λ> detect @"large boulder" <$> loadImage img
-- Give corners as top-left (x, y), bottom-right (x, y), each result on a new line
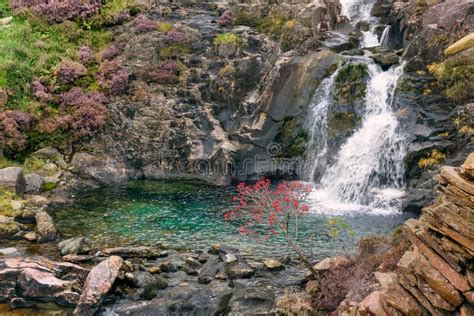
top-left (24, 173), bottom-right (44, 193)
top-left (70, 153), bottom-right (134, 186)
top-left (297, 0), bottom-right (342, 33)
top-left (0, 167), bottom-right (26, 196)
top-left (74, 255), bottom-right (123, 315)
top-left (0, 256), bottom-right (88, 307)
top-left (58, 237), bottom-right (92, 256)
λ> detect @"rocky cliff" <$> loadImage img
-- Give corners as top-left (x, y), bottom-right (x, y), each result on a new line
top-left (337, 153), bottom-right (474, 315)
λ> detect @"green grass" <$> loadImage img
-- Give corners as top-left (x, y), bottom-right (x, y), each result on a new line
top-left (0, 0), bottom-right (134, 160)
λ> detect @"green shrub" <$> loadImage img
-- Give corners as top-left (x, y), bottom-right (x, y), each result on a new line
top-left (428, 57), bottom-right (474, 102)
top-left (159, 44), bottom-right (190, 59)
top-left (214, 32), bottom-right (242, 47)
top-left (43, 182), bottom-right (57, 192)
top-left (418, 149), bottom-right (446, 169)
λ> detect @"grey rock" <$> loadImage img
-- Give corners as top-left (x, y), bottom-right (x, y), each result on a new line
top-left (58, 237), bottom-right (92, 256)
top-left (198, 258), bottom-right (220, 284)
top-left (125, 271), bottom-right (168, 300)
top-left (102, 246), bottom-right (160, 258)
top-left (71, 153), bottom-right (133, 186)
top-left (224, 261), bottom-right (255, 279)
top-left (370, 52), bottom-right (399, 70)
top-left (0, 167), bottom-right (26, 196)
top-left (0, 247), bottom-right (21, 257)
top-left (35, 211), bottom-right (58, 242)
top-left (263, 259), bottom-right (284, 271)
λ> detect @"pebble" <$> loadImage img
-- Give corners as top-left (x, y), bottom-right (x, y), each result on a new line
top-left (224, 253), bottom-right (238, 264)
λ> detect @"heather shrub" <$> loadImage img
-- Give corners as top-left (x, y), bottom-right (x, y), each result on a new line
top-left (108, 70), bottom-right (130, 95)
top-left (0, 110), bottom-right (36, 155)
top-left (134, 14), bottom-right (156, 33)
top-left (100, 43), bottom-right (123, 60)
top-left (218, 10), bottom-right (234, 27)
top-left (55, 60), bottom-right (87, 84)
top-left (31, 79), bottom-right (53, 101)
top-left (309, 233), bottom-right (409, 312)
top-left (57, 87), bottom-right (109, 136)
top-left (11, 0), bottom-right (100, 23)
top-left (78, 45), bottom-right (94, 65)
top-left (165, 29), bottom-right (187, 45)
top-left (37, 115), bottom-right (71, 134)
top-left (149, 60), bottom-right (180, 84)
top-left (60, 87), bottom-right (107, 108)
top-left (71, 102), bottom-right (108, 137)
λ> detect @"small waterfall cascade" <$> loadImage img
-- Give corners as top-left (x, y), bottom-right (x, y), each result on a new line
top-left (339, 0), bottom-right (380, 47)
top-left (380, 26), bottom-right (391, 47)
top-left (305, 59), bottom-right (406, 214)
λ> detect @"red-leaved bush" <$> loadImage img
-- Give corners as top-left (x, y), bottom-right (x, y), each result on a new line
top-left (55, 60), bottom-right (87, 84)
top-left (10, 0), bottom-right (100, 23)
top-left (134, 14), bottom-right (157, 33)
top-left (218, 10), bottom-right (234, 27)
top-left (225, 178), bottom-right (319, 276)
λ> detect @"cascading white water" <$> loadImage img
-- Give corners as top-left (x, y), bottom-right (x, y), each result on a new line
top-left (305, 60), bottom-right (406, 214)
top-left (380, 26), bottom-right (391, 47)
top-left (339, 0), bottom-right (380, 47)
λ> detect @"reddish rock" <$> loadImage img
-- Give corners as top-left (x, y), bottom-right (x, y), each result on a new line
top-left (73, 255), bottom-right (123, 315)
top-left (359, 291), bottom-right (389, 316)
top-left (0, 257), bottom-right (88, 307)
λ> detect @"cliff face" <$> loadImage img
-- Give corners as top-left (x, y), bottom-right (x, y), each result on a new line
top-left (338, 153), bottom-right (474, 315)
top-left (68, 0), bottom-right (345, 186)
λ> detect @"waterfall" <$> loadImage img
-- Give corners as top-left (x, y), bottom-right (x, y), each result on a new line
top-left (339, 0), bottom-right (381, 47)
top-left (305, 60), bottom-right (406, 214)
top-left (380, 26), bottom-right (391, 47)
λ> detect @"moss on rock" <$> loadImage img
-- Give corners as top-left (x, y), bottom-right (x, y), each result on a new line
top-left (327, 112), bottom-right (360, 140)
top-left (333, 63), bottom-right (369, 105)
top-left (274, 117), bottom-right (308, 158)
top-left (427, 57), bottom-right (474, 103)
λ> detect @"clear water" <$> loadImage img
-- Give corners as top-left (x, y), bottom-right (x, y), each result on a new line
top-left (54, 180), bottom-right (412, 260)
